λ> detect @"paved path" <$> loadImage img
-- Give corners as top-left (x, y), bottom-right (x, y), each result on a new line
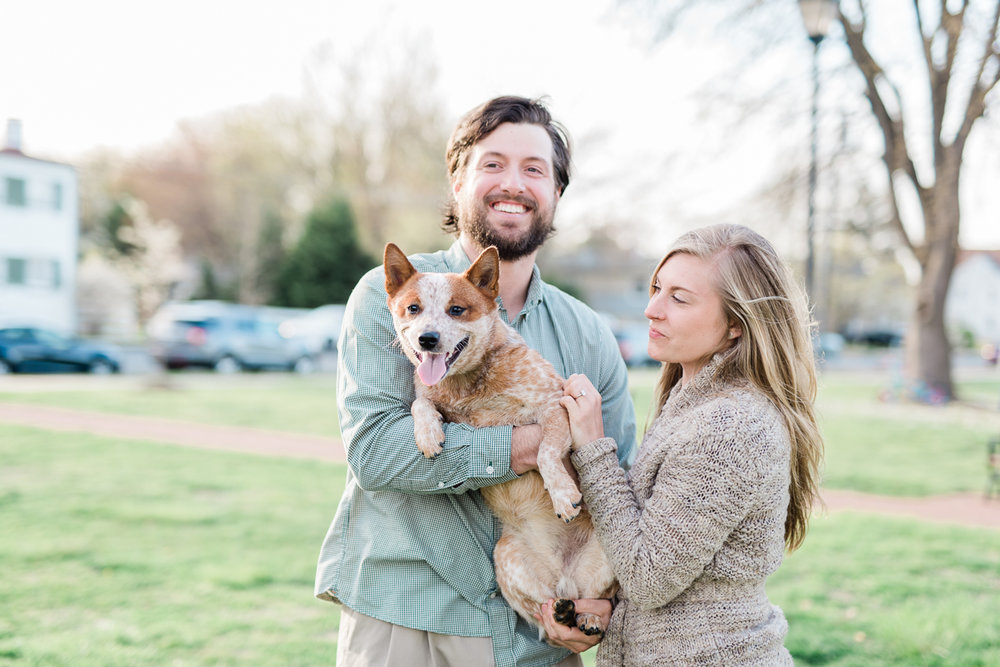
top-left (1, 401), bottom-right (998, 530)
top-left (0, 402), bottom-right (345, 462)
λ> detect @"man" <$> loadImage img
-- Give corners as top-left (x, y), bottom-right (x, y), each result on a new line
top-left (315, 96), bottom-right (636, 667)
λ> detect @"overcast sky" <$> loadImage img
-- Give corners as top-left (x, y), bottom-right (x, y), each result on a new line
top-left (4, 0), bottom-right (998, 248)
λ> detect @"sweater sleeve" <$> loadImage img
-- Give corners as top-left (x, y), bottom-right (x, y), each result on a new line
top-left (572, 407), bottom-right (775, 612)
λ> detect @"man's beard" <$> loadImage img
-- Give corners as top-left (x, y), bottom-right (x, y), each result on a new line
top-left (458, 195), bottom-right (556, 261)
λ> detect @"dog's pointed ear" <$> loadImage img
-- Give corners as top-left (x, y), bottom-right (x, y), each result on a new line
top-left (384, 243), bottom-right (417, 298)
top-left (464, 246), bottom-right (500, 299)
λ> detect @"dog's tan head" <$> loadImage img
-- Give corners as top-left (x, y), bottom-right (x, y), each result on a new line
top-left (384, 242), bottom-right (500, 386)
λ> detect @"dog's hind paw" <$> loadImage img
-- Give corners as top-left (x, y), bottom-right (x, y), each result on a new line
top-left (552, 598), bottom-right (576, 627)
top-left (577, 612), bottom-right (605, 637)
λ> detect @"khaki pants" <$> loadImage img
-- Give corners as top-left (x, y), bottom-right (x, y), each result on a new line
top-left (336, 605), bottom-right (583, 667)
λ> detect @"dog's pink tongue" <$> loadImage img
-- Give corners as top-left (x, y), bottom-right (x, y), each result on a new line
top-left (417, 354), bottom-right (448, 386)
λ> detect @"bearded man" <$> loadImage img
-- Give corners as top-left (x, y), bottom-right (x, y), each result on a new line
top-left (314, 96), bottom-right (636, 667)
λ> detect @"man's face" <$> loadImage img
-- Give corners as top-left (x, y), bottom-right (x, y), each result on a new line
top-left (453, 122), bottom-right (560, 261)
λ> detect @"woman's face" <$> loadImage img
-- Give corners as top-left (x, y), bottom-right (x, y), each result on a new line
top-left (643, 252), bottom-right (739, 383)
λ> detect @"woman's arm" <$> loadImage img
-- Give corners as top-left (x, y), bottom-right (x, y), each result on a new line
top-left (569, 400), bottom-right (774, 611)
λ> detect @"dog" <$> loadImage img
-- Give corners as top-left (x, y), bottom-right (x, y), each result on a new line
top-left (383, 242), bottom-right (617, 638)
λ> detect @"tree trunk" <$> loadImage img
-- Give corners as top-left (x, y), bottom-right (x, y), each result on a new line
top-left (905, 155), bottom-right (961, 402)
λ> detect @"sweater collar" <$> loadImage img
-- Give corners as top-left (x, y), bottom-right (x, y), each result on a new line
top-left (664, 347), bottom-right (741, 415)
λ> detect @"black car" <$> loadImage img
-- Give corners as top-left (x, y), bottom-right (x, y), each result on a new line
top-left (0, 327), bottom-right (121, 374)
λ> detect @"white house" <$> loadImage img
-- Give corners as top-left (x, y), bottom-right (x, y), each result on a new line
top-left (0, 119), bottom-right (79, 332)
top-left (946, 249), bottom-right (1000, 346)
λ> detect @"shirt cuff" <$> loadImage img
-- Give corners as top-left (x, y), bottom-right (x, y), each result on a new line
top-left (571, 437), bottom-right (618, 468)
top-left (461, 423), bottom-right (518, 480)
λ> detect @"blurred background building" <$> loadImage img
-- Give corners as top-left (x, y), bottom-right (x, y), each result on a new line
top-left (946, 250), bottom-right (1000, 348)
top-left (0, 119), bottom-right (79, 333)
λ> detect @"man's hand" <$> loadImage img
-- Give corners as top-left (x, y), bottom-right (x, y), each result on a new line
top-left (534, 598), bottom-right (612, 653)
top-left (510, 424), bottom-right (542, 475)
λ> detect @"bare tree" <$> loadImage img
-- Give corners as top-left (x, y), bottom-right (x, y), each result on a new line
top-left (304, 26), bottom-right (450, 256)
top-left (626, 0), bottom-right (1000, 400)
top-left (837, 0), bottom-right (1000, 399)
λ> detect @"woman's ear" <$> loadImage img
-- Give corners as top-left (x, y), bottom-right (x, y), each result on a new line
top-left (728, 323), bottom-right (742, 340)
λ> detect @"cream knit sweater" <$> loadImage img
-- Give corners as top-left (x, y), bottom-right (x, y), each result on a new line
top-left (571, 354), bottom-right (794, 666)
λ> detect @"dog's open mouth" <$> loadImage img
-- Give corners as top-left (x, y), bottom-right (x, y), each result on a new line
top-left (415, 337), bottom-right (469, 386)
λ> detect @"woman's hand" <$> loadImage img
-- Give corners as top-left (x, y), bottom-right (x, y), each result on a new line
top-left (560, 374), bottom-right (605, 451)
top-left (534, 598), bottom-right (612, 653)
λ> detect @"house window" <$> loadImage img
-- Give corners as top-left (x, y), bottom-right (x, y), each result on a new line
top-left (6, 258), bottom-right (27, 285)
top-left (3, 257), bottom-right (61, 289)
top-left (53, 182), bottom-right (63, 211)
top-left (26, 258), bottom-right (61, 289)
top-left (5, 177), bottom-right (27, 206)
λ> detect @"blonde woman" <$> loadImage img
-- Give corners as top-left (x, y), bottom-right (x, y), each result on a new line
top-left (538, 224), bottom-right (823, 665)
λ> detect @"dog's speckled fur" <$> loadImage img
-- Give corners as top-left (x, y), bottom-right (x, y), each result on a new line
top-left (384, 242), bottom-right (617, 637)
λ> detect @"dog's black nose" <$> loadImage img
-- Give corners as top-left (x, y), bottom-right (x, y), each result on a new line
top-left (418, 332), bottom-right (440, 350)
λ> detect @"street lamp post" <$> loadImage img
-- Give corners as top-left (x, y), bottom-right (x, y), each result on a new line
top-left (797, 0), bottom-right (837, 304)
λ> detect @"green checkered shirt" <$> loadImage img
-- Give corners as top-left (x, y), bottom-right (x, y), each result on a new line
top-left (315, 241), bottom-right (637, 667)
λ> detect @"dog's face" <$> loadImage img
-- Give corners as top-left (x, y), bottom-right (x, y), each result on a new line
top-left (384, 243), bottom-right (500, 386)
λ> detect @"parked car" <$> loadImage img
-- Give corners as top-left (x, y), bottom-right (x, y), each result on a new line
top-left (277, 304), bottom-right (346, 355)
top-left (842, 329), bottom-right (905, 347)
top-left (147, 301), bottom-right (316, 373)
top-left (0, 327), bottom-right (121, 374)
top-left (816, 331), bottom-right (846, 359)
top-left (614, 325), bottom-right (659, 368)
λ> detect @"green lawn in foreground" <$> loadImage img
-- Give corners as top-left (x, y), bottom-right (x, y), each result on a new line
top-left (0, 424), bottom-right (341, 665)
top-left (2, 424), bottom-right (998, 665)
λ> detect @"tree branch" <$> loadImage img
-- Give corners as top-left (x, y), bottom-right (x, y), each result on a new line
top-left (954, 0), bottom-right (1000, 154)
top-left (884, 165), bottom-right (921, 261)
top-left (839, 10), bottom-right (923, 188)
top-left (915, 0), bottom-right (933, 69)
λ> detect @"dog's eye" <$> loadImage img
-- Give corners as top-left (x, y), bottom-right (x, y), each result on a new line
top-left (407, 304), bottom-right (421, 314)
top-left (449, 305), bottom-right (466, 317)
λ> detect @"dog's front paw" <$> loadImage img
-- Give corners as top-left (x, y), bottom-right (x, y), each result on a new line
top-left (549, 489), bottom-right (583, 523)
top-left (414, 422), bottom-right (445, 458)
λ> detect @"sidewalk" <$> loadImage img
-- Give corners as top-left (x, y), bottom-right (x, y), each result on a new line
top-left (1, 401), bottom-right (997, 529)
top-left (0, 401), bottom-right (345, 463)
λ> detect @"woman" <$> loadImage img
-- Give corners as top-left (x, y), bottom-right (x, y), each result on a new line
top-left (538, 224), bottom-right (823, 665)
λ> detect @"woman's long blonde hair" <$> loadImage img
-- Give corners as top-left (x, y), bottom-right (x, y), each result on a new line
top-left (650, 224), bottom-right (823, 551)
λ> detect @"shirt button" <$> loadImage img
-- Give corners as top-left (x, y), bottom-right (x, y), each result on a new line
top-left (489, 591), bottom-right (497, 599)
top-left (486, 466), bottom-right (494, 474)
top-left (437, 482), bottom-right (445, 488)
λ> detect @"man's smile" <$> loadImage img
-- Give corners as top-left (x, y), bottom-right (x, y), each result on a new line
top-left (492, 201), bottom-right (529, 214)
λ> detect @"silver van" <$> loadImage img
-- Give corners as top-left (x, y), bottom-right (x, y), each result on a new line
top-left (147, 301), bottom-right (316, 373)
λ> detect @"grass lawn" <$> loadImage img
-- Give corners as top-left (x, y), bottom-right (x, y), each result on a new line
top-left (2, 368), bottom-right (999, 664)
top-left (1, 424), bottom-right (341, 665)
top-left (628, 368), bottom-right (1000, 497)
